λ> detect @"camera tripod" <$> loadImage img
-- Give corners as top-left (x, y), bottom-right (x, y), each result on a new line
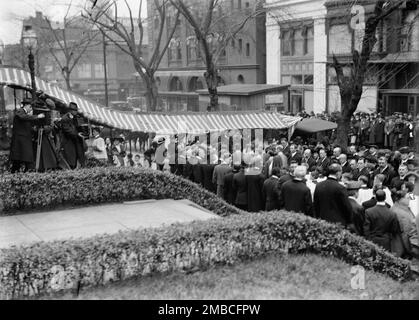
top-left (35, 126), bottom-right (70, 172)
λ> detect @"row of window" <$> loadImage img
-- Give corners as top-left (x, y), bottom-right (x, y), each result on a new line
top-left (281, 27), bottom-right (314, 57)
top-left (44, 63), bottom-right (106, 79)
top-left (168, 38), bottom-right (252, 62)
top-left (231, 0), bottom-right (251, 10)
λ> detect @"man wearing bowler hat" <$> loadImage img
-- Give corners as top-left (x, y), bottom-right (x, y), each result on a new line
top-left (59, 102), bottom-right (86, 169)
top-left (10, 98), bottom-right (45, 173)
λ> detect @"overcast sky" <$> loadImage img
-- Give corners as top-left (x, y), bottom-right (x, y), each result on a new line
top-left (0, 0), bottom-right (146, 44)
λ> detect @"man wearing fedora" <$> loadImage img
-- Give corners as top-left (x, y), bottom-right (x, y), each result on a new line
top-left (59, 102), bottom-right (86, 169)
top-left (10, 98), bottom-right (45, 173)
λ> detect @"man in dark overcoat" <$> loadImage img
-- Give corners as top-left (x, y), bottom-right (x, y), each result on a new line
top-left (223, 165), bottom-right (240, 205)
top-left (58, 102), bottom-right (86, 169)
top-left (279, 166), bottom-right (313, 216)
top-left (10, 99), bottom-right (45, 173)
top-left (232, 164), bottom-right (248, 210)
top-left (363, 190), bottom-right (401, 251)
top-left (313, 164), bottom-right (353, 227)
top-left (245, 168), bottom-right (265, 212)
top-left (374, 116), bottom-right (385, 149)
top-left (262, 167), bottom-right (281, 211)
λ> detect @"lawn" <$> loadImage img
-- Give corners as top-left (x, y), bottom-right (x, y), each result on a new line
top-left (38, 253), bottom-right (419, 300)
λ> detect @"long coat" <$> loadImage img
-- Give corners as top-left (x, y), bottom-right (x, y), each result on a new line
top-left (374, 121), bottom-right (385, 145)
top-left (313, 177), bottom-right (353, 226)
top-left (279, 179), bottom-right (313, 216)
top-left (246, 173), bottom-right (265, 212)
top-left (262, 176), bottom-right (281, 211)
top-left (223, 171), bottom-right (237, 205)
top-left (391, 203), bottom-right (418, 257)
top-left (10, 108), bottom-right (39, 163)
top-left (232, 170), bottom-right (248, 206)
top-left (59, 114), bottom-right (86, 169)
top-left (201, 164), bottom-right (216, 193)
top-left (364, 205), bottom-right (401, 251)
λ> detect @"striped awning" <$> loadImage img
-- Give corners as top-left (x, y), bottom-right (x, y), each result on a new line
top-left (0, 67), bottom-right (301, 134)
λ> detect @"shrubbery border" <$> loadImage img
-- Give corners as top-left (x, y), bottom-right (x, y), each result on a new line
top-left (0, 167), bottom-right (412, 299)
top-left (0, 167), bottom-right (239, 217)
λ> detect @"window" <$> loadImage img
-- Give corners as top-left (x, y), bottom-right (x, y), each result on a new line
top-left (238, 0), bottom-right (242, 9)
top-left (291, 75), bottom-right (303, 85)
top-left (94, 64), bottom-right (105, 78)
top-left (238, 75), bottom-right (245, 84)
top-left (303, 26), bottom-right (314, 55)
top-left (177, 46), bottom-right (182, 60)
top-left (77, 64), bottom-right (91, 78)
top-left (281, 30), bottom-right (292, 56)
top-left (238, 39), bottom-right (243, 53)
top-left (329, 24), bottom-right (352, 54)
top-left (246, 43), bottom-right (250, 57)
top-left (281, 76), bottom-right (291, 84)
top-left (293, 30), bottom-right (304, 56)
top-left (304, 75), bottom-right (314, 85)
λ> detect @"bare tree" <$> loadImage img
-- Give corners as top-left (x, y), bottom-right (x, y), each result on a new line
top-left (39, 3), bottom-right (100, 91)
top-left (330, 0), bottom-right (416, 148)
top-left (170, 0), bottom-right (265, 110)
top-left (84, 0), bottom-right (180, 112)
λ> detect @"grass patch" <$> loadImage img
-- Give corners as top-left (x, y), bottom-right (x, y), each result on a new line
top-left (38, 253), bottom-right (419, 300)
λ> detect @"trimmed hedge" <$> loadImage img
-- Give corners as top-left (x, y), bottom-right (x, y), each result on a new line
top-left (0, 211), bottom-right (411, 299)
top-left (0, 167), bottom-right (239, 217)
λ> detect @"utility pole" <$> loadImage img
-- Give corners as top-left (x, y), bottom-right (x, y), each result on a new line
top-left (102, 31), bottom-right (109, 108)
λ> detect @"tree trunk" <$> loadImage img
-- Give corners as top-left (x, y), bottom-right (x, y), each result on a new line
top-left (336, 99), bottom-right (353, 149)
top-left (145, 78), bottom-right (158, 112)
top-left (336, 117), bottom-right (351, 150)
top-left (64, 71), bottom-right (72, 91)
top-left (204, 65), bottom-right (218, 111)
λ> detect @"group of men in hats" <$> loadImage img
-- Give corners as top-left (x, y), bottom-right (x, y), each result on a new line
top-left (9, 98), bottom-right (87, 173)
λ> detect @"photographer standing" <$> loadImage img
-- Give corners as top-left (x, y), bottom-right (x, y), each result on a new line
top-left (59, 102), bottom-right (86, 169)
top-left (10, 99), bottom-right (45, 173)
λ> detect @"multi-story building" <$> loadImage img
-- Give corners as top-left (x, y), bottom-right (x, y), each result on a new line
top-left (147, 0), bottom-right (267, 112)
top-left (266, 0), bottom-right (419, 115)
top-left (4, 11), bottom-right (148, 107)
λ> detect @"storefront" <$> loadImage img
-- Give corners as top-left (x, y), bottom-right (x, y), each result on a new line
top-left (382, 89), bottom-right (419, 116)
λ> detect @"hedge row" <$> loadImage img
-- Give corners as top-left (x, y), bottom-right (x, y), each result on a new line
top-left (0, 211), bottom-right (411, 299)
top-left (0, 167), bottom-right (239, 217)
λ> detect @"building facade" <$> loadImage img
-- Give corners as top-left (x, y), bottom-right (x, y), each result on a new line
top-left (266, 0), bottom-right (419, 115)
top-left (147, 0), bottom-right (267, 112)
top-left (3, 12), bottom-right (148, 107)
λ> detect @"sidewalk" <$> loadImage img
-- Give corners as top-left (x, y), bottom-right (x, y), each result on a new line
top-left (0, 199), bottom-right (219, 249)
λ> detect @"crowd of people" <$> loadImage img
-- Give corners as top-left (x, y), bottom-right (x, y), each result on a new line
top-left (122, 132), bottom-right (419, 262)
top-left (295, 110), bottom-right (419, 152)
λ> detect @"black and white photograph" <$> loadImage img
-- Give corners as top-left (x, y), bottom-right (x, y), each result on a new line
top-left (0, 0), bottom-right (418, 305)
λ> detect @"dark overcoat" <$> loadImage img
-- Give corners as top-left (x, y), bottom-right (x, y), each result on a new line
top-left (262, 176), bottom-right (280, 211)
top-left (364, 205), bottom-right (401, 251)
top-left (279, 179), bottom-right (313, 216)
top-left (246, 173), bottom-right (265, 212)
top-left (10, 108), bottom-right (39, 163)
top-left (59, 114), bottom-right (86, 169)
top-left (313, 177), bottom-right (353, 226)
